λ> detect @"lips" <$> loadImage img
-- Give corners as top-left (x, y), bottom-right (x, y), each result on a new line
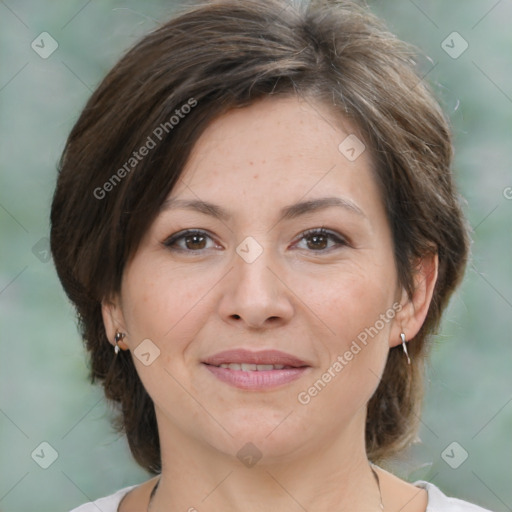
top-left (202, 349), bottom-right (310, 390)
top-left (202, 349), bottom-right (309, 368)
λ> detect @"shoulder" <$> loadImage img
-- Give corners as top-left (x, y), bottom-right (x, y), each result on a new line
top-left (68, 485), bottom-right (137, 512)
top-left (415, 480), bottom-right (495, 512)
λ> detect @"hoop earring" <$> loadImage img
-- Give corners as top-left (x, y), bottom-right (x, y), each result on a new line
top-left (114, 331), bottom-right (126, 354)
top-left (400, 332), bottom-right (411, 365)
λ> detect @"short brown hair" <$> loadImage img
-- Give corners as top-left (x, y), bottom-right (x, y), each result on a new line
top-left (50, 0), bottom-right (470, 473)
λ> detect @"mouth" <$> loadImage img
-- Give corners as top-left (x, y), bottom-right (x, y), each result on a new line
top-left (212, 363), bottom-right (295, 371)
top-left (202, 349), bottom-right (311, 390)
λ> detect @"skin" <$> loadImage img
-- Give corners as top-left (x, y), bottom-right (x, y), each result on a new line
top-left (103, 96), bottom-right (437, 512)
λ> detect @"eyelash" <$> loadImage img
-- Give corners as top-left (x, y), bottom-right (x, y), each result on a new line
top-left (162, 227), bottom-right (349, 254)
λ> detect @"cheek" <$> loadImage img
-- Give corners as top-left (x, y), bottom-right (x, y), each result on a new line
top-left (121, 260), bottom-right (221, 361)
top-left (119, 264), bottom-right (212, 400)
top-left (297, 288), bottom-right (392, 425)
top-left (306, 260), bottom-right (397, 344)
top-left (303, 261), bottom-right (396, 406)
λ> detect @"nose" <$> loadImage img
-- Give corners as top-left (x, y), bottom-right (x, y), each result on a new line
top-left (217, 242), bottom-right (294, 330)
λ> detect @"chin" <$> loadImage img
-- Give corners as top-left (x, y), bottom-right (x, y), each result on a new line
top-left (207, 407), bottom-right (311, 462)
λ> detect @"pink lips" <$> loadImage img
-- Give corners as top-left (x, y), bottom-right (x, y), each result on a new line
top-left (202, 349), bottom-right (310, 390)
top-left (203, 349), bottom-right (308, 367)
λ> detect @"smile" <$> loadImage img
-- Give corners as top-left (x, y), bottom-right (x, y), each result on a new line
top-left (202, 348), bottom-right (311, 390)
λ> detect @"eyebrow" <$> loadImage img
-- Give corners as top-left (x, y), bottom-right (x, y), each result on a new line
top-left (159, 196), bottom-right (366, 222)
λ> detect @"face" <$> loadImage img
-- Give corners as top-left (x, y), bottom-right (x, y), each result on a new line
top-left (105, 96), bottom-right (408, 463)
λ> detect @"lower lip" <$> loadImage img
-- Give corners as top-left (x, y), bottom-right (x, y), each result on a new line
top-left (203, 364), bottom-right (309, 390)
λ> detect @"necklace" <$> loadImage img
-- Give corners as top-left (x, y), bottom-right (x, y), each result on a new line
top-left (147, 464), bottom-right (384, 511)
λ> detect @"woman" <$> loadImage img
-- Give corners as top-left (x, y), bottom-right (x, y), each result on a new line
top-left (50, 0), bottom-right (490, 510)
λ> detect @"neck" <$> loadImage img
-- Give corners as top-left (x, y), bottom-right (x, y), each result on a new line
top-left (149, 413), bottom-right (382, 512)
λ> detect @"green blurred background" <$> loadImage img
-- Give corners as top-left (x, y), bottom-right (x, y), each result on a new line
top-left (0, 1), bottom-right (511, 511)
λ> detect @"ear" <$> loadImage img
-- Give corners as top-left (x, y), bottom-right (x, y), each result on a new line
top-left (101, 295), bottom-right (129, 350)
top-left (390, 251), bottom-right (438, 347)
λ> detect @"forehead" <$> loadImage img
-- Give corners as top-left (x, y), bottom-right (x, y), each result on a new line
top-left (168, 95), bottom-right (380, 219)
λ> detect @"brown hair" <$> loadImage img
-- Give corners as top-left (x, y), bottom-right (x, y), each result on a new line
top-left (50, 0), bottom-right (470, 473)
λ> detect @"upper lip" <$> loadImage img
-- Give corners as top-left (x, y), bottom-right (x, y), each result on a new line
top-left (203, 349), bottom-right (309, 367)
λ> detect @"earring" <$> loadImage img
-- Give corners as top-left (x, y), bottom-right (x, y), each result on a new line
top-left (114, 331), bottom-right (126, 354)
top-left (400, 332), bottom-right (411, 365)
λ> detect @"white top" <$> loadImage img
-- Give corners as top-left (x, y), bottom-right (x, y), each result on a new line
top-left (69, 481), bottom-right (494, 511)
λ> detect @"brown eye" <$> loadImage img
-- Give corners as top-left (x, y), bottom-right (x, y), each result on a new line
top-left (306, 232), bottom-right (329, 250)
top-left (183, 233), bottom-right (207, 250)
top-left (163, 230), bottom-right (216, 252)
top-left (296, 228), bottom-right (348, 252)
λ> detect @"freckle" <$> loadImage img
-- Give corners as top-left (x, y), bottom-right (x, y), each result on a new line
top-left (249, 161), bottom-right (253, 166)
top-left (253, 174), bottom-right (259, 179)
